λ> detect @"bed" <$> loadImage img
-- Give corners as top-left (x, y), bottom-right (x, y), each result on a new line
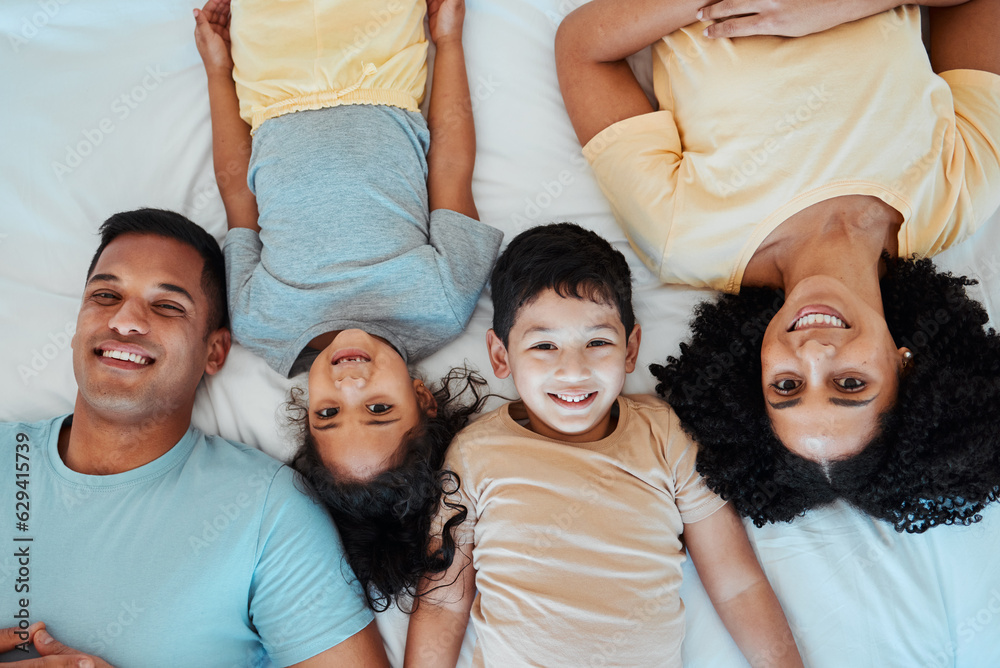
top-left (2, 0), bottom-right (999, 665)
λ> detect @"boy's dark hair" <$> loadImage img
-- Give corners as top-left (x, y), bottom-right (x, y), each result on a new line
top-left (87, 208), bottom-right (228, 333)
top-left (289, 367), bottom-right (491, 612)
top-left (490, 222), bottom-right (635, 344)
top-left (650, 256), bottom-right (1000, 534)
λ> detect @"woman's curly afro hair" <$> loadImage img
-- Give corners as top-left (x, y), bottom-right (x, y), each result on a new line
top-left (651, 256), bottom-right (1000, 533)
top-left (288, 367), bottom-right (490, 611)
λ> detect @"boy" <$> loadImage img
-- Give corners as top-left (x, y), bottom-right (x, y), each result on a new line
top-left (404, 223), bottom-right (803, 667)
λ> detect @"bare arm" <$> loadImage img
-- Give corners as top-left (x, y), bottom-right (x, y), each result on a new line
top-left (403, 542), bottom-right (476, 668)
top-left (289, 621), bottom-right (389, 668)
top-left (194, 0), bottom-right (260, 233)
top-left (555, 0), bottom-right (705, 147)
top-left (684, 506), bottom-right (803, 668)
top-left (700, 0), bottom-right (972, 40)
top-left (426, 0), bottom-right (478, 220)
top-left (930, 0), bottom-right (1000, 75)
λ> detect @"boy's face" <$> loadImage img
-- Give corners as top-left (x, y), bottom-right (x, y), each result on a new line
top-left (487, 288), bottom-right (641, 443)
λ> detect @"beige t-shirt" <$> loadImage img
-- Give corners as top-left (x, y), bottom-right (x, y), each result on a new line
top-left (440, 395), bottom-right (727, 667)
top-left (585, 7), bottom-right (1000, 292)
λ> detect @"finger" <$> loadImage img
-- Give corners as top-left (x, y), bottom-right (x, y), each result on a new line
top-left (9, 658), bottom-right (95, 668)
top-left (33, 629), bottom-right (85, 659)
top-left (0, 622), bottom-right (44, 652)
top-left (703, 14), bottom-right (773, 39)
top-left (698, 0), bottom-right (749, 22)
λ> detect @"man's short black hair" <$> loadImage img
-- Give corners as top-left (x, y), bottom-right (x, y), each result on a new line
top-left (490, 222), bottom-right (635, 344)
top-left (87, 208), bottom-right (228, 333)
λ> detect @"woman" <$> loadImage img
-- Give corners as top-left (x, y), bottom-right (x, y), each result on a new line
top-left (556, 0), bottom-right (1000, 532)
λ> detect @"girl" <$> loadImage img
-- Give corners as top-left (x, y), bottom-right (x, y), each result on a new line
top-left (194, 0), bottom-right (502, 608)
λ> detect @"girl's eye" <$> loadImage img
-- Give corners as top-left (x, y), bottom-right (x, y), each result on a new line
top-left (317, 407), bottom-right (339, 419)
top-left (772, 379), bottom-right (801, 394)
top-left (367, 403), bottom-right (392, 414)
top-left (835, 377), bottom-right (866, 392)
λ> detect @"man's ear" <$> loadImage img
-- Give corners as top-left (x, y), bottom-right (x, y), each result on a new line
top-left (414, 379), bottom-right (438, 418)
top-left (204, 328), bottom-right (231, 376)
top-left (486, 329), bottom-right (512, 379)
top-left (624, 323), bottom-right (642, 374)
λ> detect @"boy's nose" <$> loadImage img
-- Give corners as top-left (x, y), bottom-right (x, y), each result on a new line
top-left (554, 352), bottom-right (589, 380)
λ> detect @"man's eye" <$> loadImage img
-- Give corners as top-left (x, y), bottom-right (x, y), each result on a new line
top-left (588, 340), bottom-right (610, 347)
top-left (531, 343), bottom-right (555, 350)
top-left (367, 403), bottom-right (392, 414)
top-left (316, 407), bottom-right (339, 419)
top-left (157, 303), bottom-right (183, 313)
top-left (92, 291), bottom-right (118, 302)
top-left (771, 379), bottom-right (801, 394)
top-left (835, 377), bottom-right (866, 392)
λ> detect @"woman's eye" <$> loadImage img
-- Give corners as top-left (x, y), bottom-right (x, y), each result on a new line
top-left (772, 379), bottom-right (801, 394)
top-left (367, 403), bottom-right (392, 414)
top-left (835, 377), bottom-right (866, 392)
top-left (316, 407), bottom-right (339, 419)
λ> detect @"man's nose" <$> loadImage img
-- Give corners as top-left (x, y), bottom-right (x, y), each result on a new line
top-left (107, 298), bottom-right (150, 336)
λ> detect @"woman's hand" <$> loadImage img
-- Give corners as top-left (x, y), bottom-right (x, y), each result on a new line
top-left (428, 0), bottom-right (466, 45)
top-left (698, 0), bottom-right (896, 39)
top-left (194, 0), bottom-right (234, 74)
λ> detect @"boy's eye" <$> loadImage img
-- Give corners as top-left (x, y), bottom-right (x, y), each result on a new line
top-left (367, 403), bottom-right (392, 414)
top-left (531, 343), bottom-right (556, 351)
top-left (771, 379), bottom-right (801, 394)
top-left (316, 407), bottom-right (339, 419)
top-left (587, 340), bottom-right (610, 347)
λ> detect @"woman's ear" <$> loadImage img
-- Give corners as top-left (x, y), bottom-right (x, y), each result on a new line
top-left (899, 346), bottom-right (914, 374)
top-left (414, 378), bottom-right (438, 418)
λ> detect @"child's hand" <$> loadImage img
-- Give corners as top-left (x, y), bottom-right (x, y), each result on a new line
top-left (194, 0), bottom-right (234, 74)
top-left (428, 0), bottom-right (466, 45)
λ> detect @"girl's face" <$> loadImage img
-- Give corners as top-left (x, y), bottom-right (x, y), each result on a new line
top-left (307, 329), bottom-right (436, 479)
top-left (760, 276), bottom-right (909, 463)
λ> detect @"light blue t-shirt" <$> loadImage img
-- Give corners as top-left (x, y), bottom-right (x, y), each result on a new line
top-left (0, 416), bottom-right (373, 667)
top-left (224, 104), bottom-right (504, 377)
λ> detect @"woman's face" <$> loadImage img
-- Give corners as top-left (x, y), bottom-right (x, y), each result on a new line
top-left (307, 329), bottom-right (436, 479)
top-left (760, 277), bottom-right (909, 463)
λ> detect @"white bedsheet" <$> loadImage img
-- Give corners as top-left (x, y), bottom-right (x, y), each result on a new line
top-left (2, 0), bottom-right (999, 665)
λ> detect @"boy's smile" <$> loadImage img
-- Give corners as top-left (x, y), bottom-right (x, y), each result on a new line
top-left (487, 288), bottom-right (641, 443)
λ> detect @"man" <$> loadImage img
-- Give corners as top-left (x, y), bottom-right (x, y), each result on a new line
top-left (0, 209), bottom-right (388, 667)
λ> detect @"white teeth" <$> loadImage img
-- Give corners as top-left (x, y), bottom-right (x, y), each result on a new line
top-left (335, 357), bottom-right (367, 364)
top-left (556, 393), bottom-right (592, 403)
top-left (793, 314), bottom-right (845, 330)
top-left (102, 350), bottom-right (149, 365)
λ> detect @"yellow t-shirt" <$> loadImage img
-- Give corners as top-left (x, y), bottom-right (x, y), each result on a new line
top-left (441, 395), bottom-right (727, 667)
top-left (585, 7), bottom-right (1000, 292)
top-left (231, 0), bottom-right (427, 132)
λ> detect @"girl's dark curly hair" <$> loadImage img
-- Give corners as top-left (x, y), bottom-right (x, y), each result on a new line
top-left (651, 256), bottom-right (1000, 533)
top-left (288, 366), bottom-right (492, 611)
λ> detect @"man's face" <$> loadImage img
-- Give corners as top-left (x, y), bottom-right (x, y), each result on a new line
top-left (488, 288), bottom-right (641, 443)
top-left (72, 233), bottom-right (228, 424)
